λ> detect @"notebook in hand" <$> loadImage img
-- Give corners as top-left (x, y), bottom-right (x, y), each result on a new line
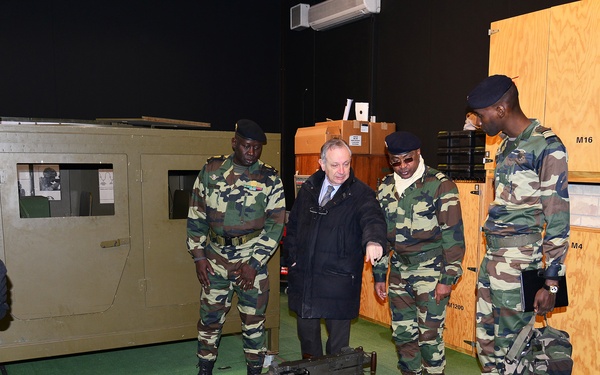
top-left (520, 269), bottom-right (568, 312)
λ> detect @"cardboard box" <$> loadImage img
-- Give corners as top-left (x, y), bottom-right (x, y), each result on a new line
top-left (369, 122), bottom-right (396, 155)
top-left (295, 126), bottom-right (341, 154)
top-left (315, 120), bottom-right (370, 154)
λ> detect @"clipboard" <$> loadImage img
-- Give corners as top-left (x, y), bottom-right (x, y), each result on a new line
top-left (520, 269), bottom-right (568, 312)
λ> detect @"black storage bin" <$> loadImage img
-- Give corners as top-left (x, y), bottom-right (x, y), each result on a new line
top-left (447, 130), bottom-right (486, 148)
top-left (438, 147), bottom-right (476, 165)
top-left (437, 129), bottom-right (487, 181)
top-left (437, 131), bottom-right (450, 148)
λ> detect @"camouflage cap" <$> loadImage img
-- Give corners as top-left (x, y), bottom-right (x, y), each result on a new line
top-left (467, 75), bottom-right (514, 109)
top-left (385, 131), bottom-right (421, 155)
top-left (235, 119), bottom-right (266, 144)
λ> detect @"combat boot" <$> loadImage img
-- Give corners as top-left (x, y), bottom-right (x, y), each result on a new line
top-left (197, 359), bottom-right (215, 375)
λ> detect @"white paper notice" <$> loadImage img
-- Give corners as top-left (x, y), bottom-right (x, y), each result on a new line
top-left (99, 169), bottom-right (115, 204)
top-left (355, 102), bottom-right (369, 121)
top-left (348, 135), bottom-right (362, 146)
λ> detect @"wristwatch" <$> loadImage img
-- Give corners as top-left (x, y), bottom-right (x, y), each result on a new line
top-left (543, 284), bottom-right (559, 294)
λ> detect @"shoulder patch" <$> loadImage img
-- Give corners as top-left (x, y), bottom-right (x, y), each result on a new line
top-left (261, 162), bottom-right (278, 174)
top-left (434, 171), bottom-right (449, 183)
top-left (535, 125), bottom-right (558, 141)
top-left (426, 166), bottom-right (448, 183)
top-left (207, 155), bottom-right (227, 163)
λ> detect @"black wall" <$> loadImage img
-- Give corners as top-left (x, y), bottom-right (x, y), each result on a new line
top-left (0, 1), bottom-right (282, 132)
top-left (2, 1), bottom-right (577, 209)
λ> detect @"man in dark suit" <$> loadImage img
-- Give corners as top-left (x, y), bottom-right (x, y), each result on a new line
top-left (285, 138), bottom-right (387, 359)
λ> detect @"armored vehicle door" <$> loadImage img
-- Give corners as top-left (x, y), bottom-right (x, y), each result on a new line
top-left (0, 153), bottom-right (130, 319)
top-left (140, 154), bottom-right (204, 307)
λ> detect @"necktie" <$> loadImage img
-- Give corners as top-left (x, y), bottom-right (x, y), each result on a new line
top-left (320, 185), bottom-right (334, 206)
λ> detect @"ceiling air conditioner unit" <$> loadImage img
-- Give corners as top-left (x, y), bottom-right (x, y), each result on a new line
top-left (308, 0), bottom-right (380, 31)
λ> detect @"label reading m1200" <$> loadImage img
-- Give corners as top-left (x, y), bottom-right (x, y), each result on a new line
top-left (449, 302), bottom-right (464, 310)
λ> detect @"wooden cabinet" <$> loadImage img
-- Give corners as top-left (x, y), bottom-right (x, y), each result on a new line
top-left (488, 0), bottom-right (600, 180)
top-left (444, 182), bottom-right (483, 355)
top-left (545, 229), bottom-right (600, 374)
top-left (546, 0), bottom-right (600, 176)
top-left (489, 9), bottom-right (549, 121)
top-left (294, 154), bottom-right (320, 176)
top-left (487, 8), bottom-right (550, 171)
top-left (359, 262), bottom-right (391, 325)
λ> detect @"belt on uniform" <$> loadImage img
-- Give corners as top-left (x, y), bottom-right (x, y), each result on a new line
top-left (397, 248), bottom-right (443, 266)
top-left (208, 228), bottom-right (262, 247)
top-left (485, 232), bottom-right (542, 249)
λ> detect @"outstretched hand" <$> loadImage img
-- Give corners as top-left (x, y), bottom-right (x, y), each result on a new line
top-left (365, 242), bottom-right (383, 266)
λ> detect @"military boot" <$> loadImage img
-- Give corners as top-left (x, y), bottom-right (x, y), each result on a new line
top-left (197, 359), bottom-right (215, 375)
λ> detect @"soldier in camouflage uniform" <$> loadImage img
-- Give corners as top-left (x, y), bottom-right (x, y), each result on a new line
top-left (187, 119), bottom-right (286, 375)
top-left (373, 131), bottom-right (465, 375)
top-left (466, 75), bottom-right (569, 374)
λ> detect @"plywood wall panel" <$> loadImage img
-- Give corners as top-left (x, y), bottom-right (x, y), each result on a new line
top-left (545, 228), bottom-right (600, 375)
top-left (487, 9), bottom-right (550, 170)
top-left (488, 9), bottom-right (549, 121)
top-left (294, 154), bottom-right (320, 176)
top-left (444, 182), bottom-right (483, 356)
top-left (546, 0), bottom-right (600, 173)
top-left (359, 262), bottom-right (391, 325)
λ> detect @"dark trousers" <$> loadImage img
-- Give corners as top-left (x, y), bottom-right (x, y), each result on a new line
top-left (296, 317), bottom-right (351, 358)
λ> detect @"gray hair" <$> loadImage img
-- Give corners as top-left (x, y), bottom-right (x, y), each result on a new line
top-left (320, 138), bottom-right (352, 162)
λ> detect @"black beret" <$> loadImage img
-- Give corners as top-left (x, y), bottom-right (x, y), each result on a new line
top-left (467, 75), bottom-right (514, 109)
top-left (235, 119), bottom-right (266, 143)
top-left (385, 131), bottom-right (422, 155)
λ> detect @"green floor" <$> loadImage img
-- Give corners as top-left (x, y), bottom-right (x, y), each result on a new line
top-left (2, 292), bottom-right (482, 374)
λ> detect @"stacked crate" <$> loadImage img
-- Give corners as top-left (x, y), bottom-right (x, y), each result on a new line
top-left (437, 130), bottom-right (486, 181)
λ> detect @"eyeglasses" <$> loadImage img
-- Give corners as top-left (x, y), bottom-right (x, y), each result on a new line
top-left (389, 157), bottom-right (414, 168)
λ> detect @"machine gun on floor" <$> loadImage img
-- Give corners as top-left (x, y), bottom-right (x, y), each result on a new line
top-left (267, 346), bottom-right (377, 375)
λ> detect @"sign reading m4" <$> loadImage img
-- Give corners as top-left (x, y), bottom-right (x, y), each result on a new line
top-left (571, 242), bottom-right (583, 250)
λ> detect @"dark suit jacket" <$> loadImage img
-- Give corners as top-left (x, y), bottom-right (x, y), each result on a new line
top-left (285, 168), bottom-right (386, 320)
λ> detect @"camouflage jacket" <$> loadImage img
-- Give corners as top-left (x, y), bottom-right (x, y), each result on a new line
top-left (186, 154), bottom-right (286, 270)
top-left (373, 165), bottom-right (465, 285)
top-left (484, 120), bottom-right (570, 278)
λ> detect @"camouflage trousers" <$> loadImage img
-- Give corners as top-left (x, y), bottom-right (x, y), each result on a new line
top-left (197, 256), bottom-right (269, 368)
top-left (388, 255), bottom-right (448, 375)
top-left (476, 242), bottom-right (542, 373)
